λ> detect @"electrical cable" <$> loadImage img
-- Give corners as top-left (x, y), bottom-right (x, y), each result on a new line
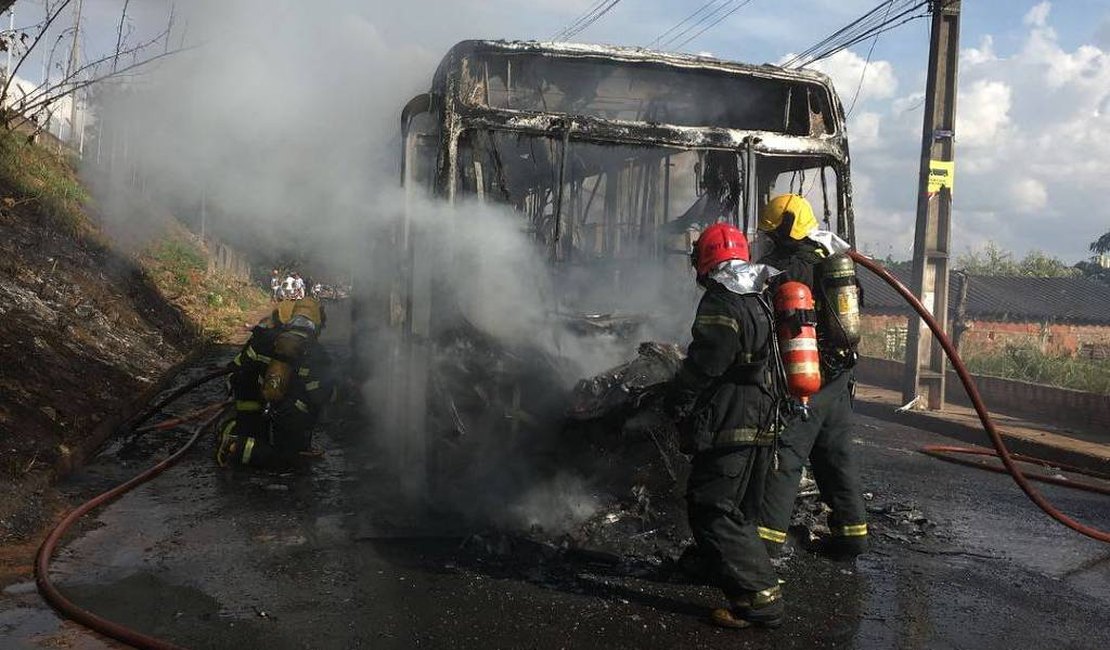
top-left (672, 0), bottom-right (756, 51)
top-left (554, 0), bottom-right (623, 42)
top-left (782, 0), bottom-right (896, 68)
top-left (658, 0), bottom-right (740, 50)
top-left (850, 251), bottom-right (1110, 544)
top-left (845, 0), bottom-right (895, 116)
top-left (649, 0), bottom-right (724, 47)
top-left (809, 6), bottom-right (928, 64)
top-left (551, 0), bottom-right (608, 41)
top-left (784, 0), bottom-right (929, 68)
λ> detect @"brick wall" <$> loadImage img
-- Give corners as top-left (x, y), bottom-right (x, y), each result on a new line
top-left (855, 356), bottom-right (1110, 432)
top-left (860, 313), bottom-right (1110, 358)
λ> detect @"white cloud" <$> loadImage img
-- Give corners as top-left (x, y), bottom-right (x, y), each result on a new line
top-left (849, 111), bottom-right (882, 150)
top-left (805, 49), bottom-right (898, 107)
top-left (963, 35), bottom-right (998, 66)
top-left (1008, 178), bottom-right (1048, 212)
top-left (956, 80), bottom-right (1012, 150)
top-left (848, 4), bottom-right (1110, 260)
top-left (1024, 2), bottom-right (1051, 28)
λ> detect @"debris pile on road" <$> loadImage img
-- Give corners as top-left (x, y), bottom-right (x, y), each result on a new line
top-left (566, 341), bottom-right (683, 421)
top-left (868, 500), bottom-right (937, 543)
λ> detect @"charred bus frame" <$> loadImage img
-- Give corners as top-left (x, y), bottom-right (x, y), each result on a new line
top-left (389, 40), bottom-right (856, 488)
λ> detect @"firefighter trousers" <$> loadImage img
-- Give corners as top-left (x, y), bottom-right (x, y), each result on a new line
top-left (757, 370), bottom-right (868, 556)
top-left (687, 445), bottom-right (780, 601)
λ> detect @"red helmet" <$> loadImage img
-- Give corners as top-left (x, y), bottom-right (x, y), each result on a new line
top-left (691, 222), bottom-right (750, 276)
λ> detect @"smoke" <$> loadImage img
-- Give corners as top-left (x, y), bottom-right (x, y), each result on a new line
top-left (91, 0), bottom-right (698, 535)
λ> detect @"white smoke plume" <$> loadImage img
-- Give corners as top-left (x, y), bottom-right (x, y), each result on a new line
top-left (91, 0), bottom-right (698, 533)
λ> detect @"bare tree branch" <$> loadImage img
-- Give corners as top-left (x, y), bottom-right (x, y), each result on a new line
top-left (0, 0), bottom-right (72, 109)
top-left (17, 44), bottom-right (194, 118)
top-left (112, 0), bottom-right (130, 73)
top-left (16, 24), bottom-right (172, 112)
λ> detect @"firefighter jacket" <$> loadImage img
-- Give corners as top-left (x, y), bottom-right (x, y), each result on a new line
top-left (666, 281), bottom-right (779, 454)
top-left (760, 240), bottom-right (857, 376)
top-left (228, 324), bottom-right (333, 430)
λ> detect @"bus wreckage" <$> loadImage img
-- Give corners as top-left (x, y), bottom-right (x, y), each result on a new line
top-left (366, 40), bottom-right (856, 512)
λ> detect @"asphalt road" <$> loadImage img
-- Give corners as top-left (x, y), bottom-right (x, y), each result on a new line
top-left (3, 316), bottom-right (1109, 650)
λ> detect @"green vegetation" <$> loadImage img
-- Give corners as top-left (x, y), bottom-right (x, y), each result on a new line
top-left (0, 129), bottom-right (90, 233)
top-left (962, 344), bottom-right (1110, 395)
top-left (142, 230), bottom-right (269, 342)
top-left (955, 242), bottom-right (1077, 277)
top-left (0, 126), bottom-right (269, 343)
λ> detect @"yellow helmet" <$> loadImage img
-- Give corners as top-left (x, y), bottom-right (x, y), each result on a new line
top-left (759, 194), bottom-right (818, 240)
top-left (274, 298), bottom-right (324, 334)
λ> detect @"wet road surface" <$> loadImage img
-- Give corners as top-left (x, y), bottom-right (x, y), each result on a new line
top-left (3, 322), bottom-right (1109, 649)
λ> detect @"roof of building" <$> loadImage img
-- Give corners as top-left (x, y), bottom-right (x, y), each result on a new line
top-left (858, 269), bottom-right (1110, 326)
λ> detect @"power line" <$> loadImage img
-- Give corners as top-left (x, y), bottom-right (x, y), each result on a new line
top-left (845, 0), bottom-right (896, 116)
top-left (550, 0), bottom-right (608, 41)
top-left (564, 0), bottom-right (623, 40)
top-left (784, 0), bottom-right (898, 67)
top-left (657, 0), bottom-right (746, 50)
top-left (783, 0), bottom-right (929, 68)
top-left (552, 0), bottom-right (624, 42)
top-left (672, 0), bottom-right (756, 51)
top-left (649, 0), bottom-right (726, 48)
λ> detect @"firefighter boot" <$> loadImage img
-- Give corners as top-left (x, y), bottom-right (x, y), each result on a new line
top-left (809, 526), bottom-right (869, 560)
top-left (711, 585), bottom-right (785, 629)
top-left (215, 422), bottom-right (240, 468)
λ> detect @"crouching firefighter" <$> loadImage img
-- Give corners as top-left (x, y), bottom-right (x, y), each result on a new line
top-left (218, 298), bottom-right (333, 469)
top-left (664, 222), bottom-right (788, 629)
top-left (756, 193), bottom-right (868, 559)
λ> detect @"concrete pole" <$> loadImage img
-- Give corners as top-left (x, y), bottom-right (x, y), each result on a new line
top-left (66, 0), bottom-right (84, 149)
top-left (903, 0), bottom-right (961, 410)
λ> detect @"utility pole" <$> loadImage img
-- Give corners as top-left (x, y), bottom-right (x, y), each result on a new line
top-left (903, 0), bottom-right (960, 410)
top-left (66, 0), bottom-right (84, 149)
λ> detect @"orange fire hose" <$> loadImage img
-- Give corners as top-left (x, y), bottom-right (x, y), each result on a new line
top-left (36, 367), bottom-right (234, 650)
top-left (850, 251), bottom-right (1110, 543)
top-left (132, 400), bottom-right (232, 434)
top-left (918, 445), bottom-right (1110, 496)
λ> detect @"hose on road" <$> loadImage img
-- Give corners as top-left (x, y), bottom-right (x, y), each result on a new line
top-left (919, 445), bottom-right (1110, 496)
top-left (850, 251), bottom-right (1110, 544)
top-left (35, 367), bottom-right (234, 650)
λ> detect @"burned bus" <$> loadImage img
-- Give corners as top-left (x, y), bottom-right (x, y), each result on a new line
top-left (377, 40), bottom-right (855, 490)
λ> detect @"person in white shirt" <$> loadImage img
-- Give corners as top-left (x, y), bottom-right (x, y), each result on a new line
top-left (282, 274), bottom-right (296, 300)
top-left (293, 273), bottom-right (306, 300)
top-left (270, 269), bottom-right (282, 302)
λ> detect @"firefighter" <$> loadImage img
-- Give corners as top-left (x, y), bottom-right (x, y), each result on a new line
top-left (755, 193), bottom-right (868, 560)
top-left (665, 222), bottom-right (785, 629)
top-left (217, 298), bottom-right (333, 470)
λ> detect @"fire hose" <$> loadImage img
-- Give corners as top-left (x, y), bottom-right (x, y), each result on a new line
top-left (35, 367), bottom-right (234, 650)
top-left (850, 251), bottom-right (1110, 543)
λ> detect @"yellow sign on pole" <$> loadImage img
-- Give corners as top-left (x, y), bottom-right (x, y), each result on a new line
top-left (928, 159), bottom-right (954, 194)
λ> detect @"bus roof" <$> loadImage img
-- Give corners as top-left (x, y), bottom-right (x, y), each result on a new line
top-left (433, 39), bottom-right (840, 97)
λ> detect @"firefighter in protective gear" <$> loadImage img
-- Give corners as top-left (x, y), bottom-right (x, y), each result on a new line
top-left (217, 298), bottom-right (333, 470)
top-left (665, 222), bottom-right (786, 629)
top-left (756, 193), bottom-right (868, 559)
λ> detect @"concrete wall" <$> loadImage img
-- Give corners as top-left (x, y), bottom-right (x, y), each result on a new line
top-left (204, 237), bottom-right (251, 281)
top-left (855, 356), bottom-right (1110, 431)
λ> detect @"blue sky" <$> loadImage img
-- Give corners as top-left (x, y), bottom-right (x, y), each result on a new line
top-left (7, 0), bottom-right (1109, 262)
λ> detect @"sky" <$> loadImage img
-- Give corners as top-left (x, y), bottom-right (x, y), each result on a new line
top-left (4, 0), bottom-right (1109, 263)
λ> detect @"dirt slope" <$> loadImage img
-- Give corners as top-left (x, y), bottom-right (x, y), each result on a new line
top-left (0, 131), bottom-right (264, 557)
